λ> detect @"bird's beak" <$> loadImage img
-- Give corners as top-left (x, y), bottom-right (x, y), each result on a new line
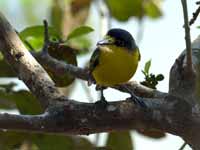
top-left (97, 37), bottom-right (114, 46)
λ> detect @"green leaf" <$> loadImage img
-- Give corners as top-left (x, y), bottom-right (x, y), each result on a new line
top-left (0, 131), bottom-right (93, 150)
top-left (68, 36), bottom-right (92, 54)
top-left (33, 134), bottom-right (93, 150)
top-left (105, 0), bottom-right (142, 21)
top-left (20, 26), bottom-right (59, 40)
top-left (33, 134), bottom-right (74, 150)
top-left (50, 0), bottom-right (64, 35)
top-left (156, 74), bottom-right (164, 81)
top-left (144, 0), bottom-right (162, 19)
top-left (0, 90), bottom-right (42, 115)
top-left (105, 0), bottom-right (163, 21)
top-left (66, 26), bottom-right (94, 41)
top-left (0, 60), bottom-right (16, 77)
top-left (0, 131), bottom-right (31, 150)
top-left (19, 26), bottom-right (60, 51)
top-left (144, 59), bottom-right (151, 75)
top-left (106, 131), bottom-right (133, 150)
top-left (74, 137), bottom-right (93, 150)
top-left (142, 70), bottom-right (147, 76)
top-left (0, 53), bottom-right (3, 60)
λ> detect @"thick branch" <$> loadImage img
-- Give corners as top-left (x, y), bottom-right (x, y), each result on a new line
top-left (0, 95), bottom-right (199, 150)
top-left (0, 96), bottom-right (192, 136)
top-left (0, 12), bottom-right (64, 109)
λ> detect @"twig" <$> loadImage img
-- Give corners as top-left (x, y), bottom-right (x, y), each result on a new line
top-left (189, 5), bottom-right (200, 26)
top-left (42, 20), bottom-right (49, 54)
top-left (178, 142), bottom-right (187, 150)
top-left (24, 40), bottom-right (35, 51)
top-left (181, 0), bottom-right (193, 73)
top-left (34, 52), bottom-right (90, 81)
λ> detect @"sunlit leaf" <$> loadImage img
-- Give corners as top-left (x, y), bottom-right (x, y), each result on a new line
top-left (50, 0), bottom-right (64, 35)
top-left (106, 131), bottom-right (133, 150)
top-left (105, 0), bottom-right (162, 21)
top-left (144, 59), bottom-right (151, 75)
top-left (20, 26), bottom-right (59, 40)
top-left (66, 26), bottom-right (94, 41)
top-left (19, 26), bottom-right (60, 51)
top-left (68, 36), bottom-right (91, 54)
top-left (144, 0), bottom-right (162, 19)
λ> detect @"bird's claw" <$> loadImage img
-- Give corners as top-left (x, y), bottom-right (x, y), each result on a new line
top-left (127, 95), bottom-right (146, 108)
top-left (94, 98), bottom-right (108, 109)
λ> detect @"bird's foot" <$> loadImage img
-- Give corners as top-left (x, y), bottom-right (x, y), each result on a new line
top-left (126, 94), bottom-right (146, 108)
top-left (94, 96), bottom-right (108, 109)
top-left (122, 85), bottom-right (146, 108)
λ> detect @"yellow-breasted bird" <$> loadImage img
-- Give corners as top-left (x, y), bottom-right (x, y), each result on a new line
top-left (89, 28), bottom-right (145, 106)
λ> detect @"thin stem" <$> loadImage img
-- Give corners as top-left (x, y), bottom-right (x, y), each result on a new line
top-left (181, 0), bottom-right (193, 72)
top-left (189, 5), bottom-right (200, 26)
top-left (178, 142), bottom-right (187, 150)
top-left (42, 20), bottom-right (49, 54)
top-left (24, 40), bottom-right (35, 51)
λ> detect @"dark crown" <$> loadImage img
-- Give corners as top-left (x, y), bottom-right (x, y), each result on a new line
top-left (107, 28), bottom-right (137, 50)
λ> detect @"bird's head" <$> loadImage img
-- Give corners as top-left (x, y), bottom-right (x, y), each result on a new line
top-left (97, 28), bottom-right (138, 51)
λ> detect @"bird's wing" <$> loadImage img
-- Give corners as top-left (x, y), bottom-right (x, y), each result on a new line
top-left (89, 47), bottom-right (100, 73)
top-left (138, 49), bottom-right (141, 61)
top-left (88, 48), bottom-right (100, 84)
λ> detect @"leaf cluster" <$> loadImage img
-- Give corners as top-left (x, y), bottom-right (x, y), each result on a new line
top-left (141, 60), bottom-right (164, 89)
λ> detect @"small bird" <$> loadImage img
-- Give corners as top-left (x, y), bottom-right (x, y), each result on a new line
top-left (89, 28), bottom-right (144, 106)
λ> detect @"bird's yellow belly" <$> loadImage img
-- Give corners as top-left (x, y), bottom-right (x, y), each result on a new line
top-left (92, 46), bottom-right (139, 86)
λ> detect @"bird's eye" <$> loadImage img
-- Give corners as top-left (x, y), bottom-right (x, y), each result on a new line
top-left (116, 40), bottom-right (124, 46)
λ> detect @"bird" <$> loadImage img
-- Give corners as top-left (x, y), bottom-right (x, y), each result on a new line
top-left (89, 28), bottom-right (145, 106)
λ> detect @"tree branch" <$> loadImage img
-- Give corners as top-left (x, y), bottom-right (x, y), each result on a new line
top-left (34, 52), bottom-right (90, 81)
top-left (0, 12), bottom-right (64, 109)
top-left (189, 4), bottom-right (200, 26)
top-left (34, 51), bottom-right (167, 98)
top-left (0, 96), bottom-right (190, 135)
